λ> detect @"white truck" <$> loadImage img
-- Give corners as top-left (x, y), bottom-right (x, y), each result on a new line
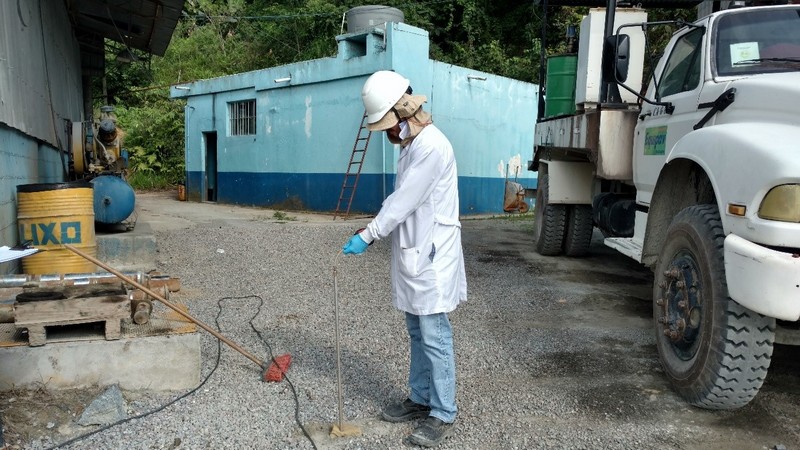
top-left (531, 2), bottom-right (800, 409)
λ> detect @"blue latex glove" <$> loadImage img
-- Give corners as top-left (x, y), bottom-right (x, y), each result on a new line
top-left (343, 234), bottom-right (369, 255)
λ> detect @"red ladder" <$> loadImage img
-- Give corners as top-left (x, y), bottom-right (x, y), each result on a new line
top-left (334, 111), bottom-right (373, 220)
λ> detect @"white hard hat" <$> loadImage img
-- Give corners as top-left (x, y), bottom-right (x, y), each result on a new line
top-left (361, 71), bottom-right (410, 130)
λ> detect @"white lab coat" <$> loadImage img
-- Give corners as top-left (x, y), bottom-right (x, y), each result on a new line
top-left (359, 124), bottom-right (467, 315)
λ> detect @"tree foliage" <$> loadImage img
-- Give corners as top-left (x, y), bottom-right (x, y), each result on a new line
top-left (115, 91), bottom-right (186, 184)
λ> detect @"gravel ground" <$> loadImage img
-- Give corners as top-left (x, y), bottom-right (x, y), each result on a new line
top-left (9, 194), bottom-right (800, 450)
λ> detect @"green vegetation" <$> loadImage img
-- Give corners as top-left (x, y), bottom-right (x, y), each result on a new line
top-left (103, 0), bottom-right (698, 190)
top-left (116, 97), bottom-right (186, 189)
top-left (127, 171), bottom-right (176, 191)
top-left (272, 211), bottom-right (297, 222)
top-left (493, 212), bottom-right (534, 221)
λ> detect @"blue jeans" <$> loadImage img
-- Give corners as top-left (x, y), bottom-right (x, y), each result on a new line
top-left (405, 312), bottom-right (457, 423)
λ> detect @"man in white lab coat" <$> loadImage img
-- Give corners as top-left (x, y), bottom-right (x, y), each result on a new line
top-left (342, 71), bottom-right (467, 448)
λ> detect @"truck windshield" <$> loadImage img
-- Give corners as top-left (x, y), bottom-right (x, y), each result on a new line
top-left (715, 7), bottom-right (800, 77)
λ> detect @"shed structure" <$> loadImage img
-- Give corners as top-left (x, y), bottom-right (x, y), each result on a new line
top-left (0, 0), bottom-right (183, 274)
top-left (170, 22), bottom-right (539, 215)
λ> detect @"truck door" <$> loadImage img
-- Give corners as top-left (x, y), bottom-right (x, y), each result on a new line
top-left (633, 26), bottom-right (707, 205)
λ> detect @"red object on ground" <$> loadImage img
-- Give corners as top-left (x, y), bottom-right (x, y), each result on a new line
top-left (264, 353), bottom-right (292, 382)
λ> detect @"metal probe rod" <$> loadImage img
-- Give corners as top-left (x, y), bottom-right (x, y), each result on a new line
top-left (333, 266), bottom-right (345, 430)
top-left (63, 244), bottom-right (266, 369)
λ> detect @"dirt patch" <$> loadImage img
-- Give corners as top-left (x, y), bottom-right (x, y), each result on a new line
top-left (577, 382), bottom-right (662, 421)
top-left (0, 385), bottom-right (102, 447)
top-left (579, 293), bottom-right (653, 320)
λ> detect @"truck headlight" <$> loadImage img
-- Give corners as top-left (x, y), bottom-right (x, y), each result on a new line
top-left (758, 184), bottom-right (800, 222)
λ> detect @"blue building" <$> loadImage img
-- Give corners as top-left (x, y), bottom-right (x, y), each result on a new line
top-left (171, 21), bottom-right (538, 215)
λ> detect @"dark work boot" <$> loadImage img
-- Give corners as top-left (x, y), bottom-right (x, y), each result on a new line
top-left (381, 398), bottom-right (431, 423)
top-left (409, 416), bottom-right (454, 447)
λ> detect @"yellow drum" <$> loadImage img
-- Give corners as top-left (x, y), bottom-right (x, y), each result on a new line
top-left (16, 182), bottom-right (97, 274)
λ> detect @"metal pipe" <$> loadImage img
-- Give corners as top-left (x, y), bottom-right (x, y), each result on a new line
top-left (333, 266), bottom-right (345, 430)
top-left (536, 0), bottom-right (548, 122)
top-left (0, 275), bottom-right (29, 287)
top-left (63, 244), bottom-right (266, 370)
top-left (0, 304), bottom-right (14, 323)
top-left (381, 127), bottom-right (387, 200)
top-left (0, 272), bottom-right (146, 288)
top-left (600, 0), bottom-right (619, 103)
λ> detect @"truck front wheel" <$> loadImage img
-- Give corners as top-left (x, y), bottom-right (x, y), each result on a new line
top-left (653, 205), bottom-right (775, 410)
top-left (533, 173), bottom-right (567, 256)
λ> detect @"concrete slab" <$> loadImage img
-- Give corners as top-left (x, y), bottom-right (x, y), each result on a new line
top-left (96, 220), bottom-right (157, 273)
top-left (0, 295), bottom-right (201, 393)
top-left (0, 332), bottom-right (200, 391)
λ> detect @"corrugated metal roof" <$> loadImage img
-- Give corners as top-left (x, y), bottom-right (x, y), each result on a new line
top-left (66, 0), bottom-right (185, 73)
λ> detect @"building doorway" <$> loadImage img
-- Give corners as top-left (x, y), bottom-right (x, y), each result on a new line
top-left (203, 132), bottom-right (218, 202)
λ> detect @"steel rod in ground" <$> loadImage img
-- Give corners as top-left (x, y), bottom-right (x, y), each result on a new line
top-left (62, 244), bottom-right (266, 369)
top-left (333, 266), bottom-right (345, 430)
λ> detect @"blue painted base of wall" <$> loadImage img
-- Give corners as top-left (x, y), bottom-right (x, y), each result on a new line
top-left (186, 171), bottom-right (537, 215)
top-left (0, 124), bottom-right (66, 275)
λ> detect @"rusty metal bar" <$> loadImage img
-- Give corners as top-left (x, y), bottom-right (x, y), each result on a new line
top-left (333, 266), bottom-right (345, 430)
top-left (63, 244), bottom-right (266, 370)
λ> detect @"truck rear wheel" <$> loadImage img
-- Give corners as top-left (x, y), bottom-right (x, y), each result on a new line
top-left (653, 205), bottom-right (775, 410)
top-left (563, 205), bottom-right (593, 256)
top-left (533, 173), bottom-right (567, 256)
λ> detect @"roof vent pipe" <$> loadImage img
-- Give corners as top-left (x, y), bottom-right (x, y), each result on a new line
top-left (345, 5), bottom-right (404, 34)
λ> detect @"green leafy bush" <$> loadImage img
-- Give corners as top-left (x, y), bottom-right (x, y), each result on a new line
top-left (115, 94), bottom-right (186, 189)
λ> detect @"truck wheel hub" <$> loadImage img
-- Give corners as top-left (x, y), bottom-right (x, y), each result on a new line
top-left (658, 254), bottom-right (703, 360)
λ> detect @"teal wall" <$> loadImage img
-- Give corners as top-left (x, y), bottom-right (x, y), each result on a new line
top-left (0, 125), bottom-right (66, 274)
top-left (0, 0), bottom-right (83, 274)
top-left (173, 22), bottom-right (538, 214)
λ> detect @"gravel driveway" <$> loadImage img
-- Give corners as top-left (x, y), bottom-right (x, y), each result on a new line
top-left (10, 192), bottom-right (800, 450)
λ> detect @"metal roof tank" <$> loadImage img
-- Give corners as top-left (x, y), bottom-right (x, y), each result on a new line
top-left (346, 5), bottom-right (404, 33)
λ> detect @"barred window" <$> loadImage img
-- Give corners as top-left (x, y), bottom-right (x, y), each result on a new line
top-left (228, 100), bottom-right (256, 136)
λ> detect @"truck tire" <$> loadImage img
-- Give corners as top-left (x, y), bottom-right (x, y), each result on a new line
top-left (533, 174), bottom-right (567, 256)
top-left (653, 204), bottom-right (775, 410)
top-left (563, 205), bottom-right (593, 256)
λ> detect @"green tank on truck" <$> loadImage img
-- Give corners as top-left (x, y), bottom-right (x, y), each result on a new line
top-left (530, 1), bottom-right (800, 410)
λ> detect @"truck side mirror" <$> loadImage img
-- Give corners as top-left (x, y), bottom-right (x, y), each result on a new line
top-left (603, 34), bottom-right (630, 83)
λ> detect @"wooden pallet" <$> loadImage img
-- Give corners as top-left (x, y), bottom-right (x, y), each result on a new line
top-left (14, 283), bottom-right (131, 347)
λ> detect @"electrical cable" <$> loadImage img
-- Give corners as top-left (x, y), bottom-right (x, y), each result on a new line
top-left (37, 0), bottom-right (69, 180)
top-left (230, 295), bottom-right (319, 450)
top-left (106, 5), bottom-right (138, 63)
top-left (42, 294), bottom-right (318, 450)
top-left (16, 0), bottom-right (28, 27)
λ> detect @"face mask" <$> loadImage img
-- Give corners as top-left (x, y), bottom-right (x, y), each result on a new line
top-left (399, 121), bottom-right (410, 140)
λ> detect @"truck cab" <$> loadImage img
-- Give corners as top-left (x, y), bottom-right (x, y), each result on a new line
top-left (532, 3), bottom-right (800, 410)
